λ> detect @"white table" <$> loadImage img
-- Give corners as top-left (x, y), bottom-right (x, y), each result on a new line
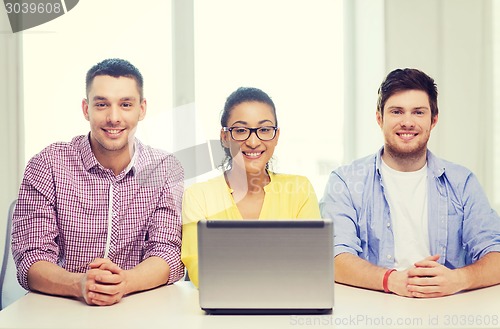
top-left (0, 281), bottom-right (499, 329)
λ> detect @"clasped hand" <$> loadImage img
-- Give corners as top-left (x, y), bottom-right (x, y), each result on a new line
top-left (389, 255), bottom-right (466, 298)
top-left (81, 258), bottom-right (129, 306)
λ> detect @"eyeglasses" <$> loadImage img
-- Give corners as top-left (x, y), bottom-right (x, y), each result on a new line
top-left (223, 126), bottom-right (278, 141)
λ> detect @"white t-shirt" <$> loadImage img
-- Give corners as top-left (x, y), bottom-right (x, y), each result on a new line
top-left (380, 159), bottom-right (430, 270)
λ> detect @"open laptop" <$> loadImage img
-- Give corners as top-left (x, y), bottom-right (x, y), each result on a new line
top-left (197, 219), bottom-right (334, 314)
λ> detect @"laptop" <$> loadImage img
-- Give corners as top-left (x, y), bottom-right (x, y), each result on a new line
top-left (197, 219), bottom-right (334, 314)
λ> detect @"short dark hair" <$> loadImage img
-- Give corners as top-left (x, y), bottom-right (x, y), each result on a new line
top-left (220, 87), bottom-right (277, 170)
top-left (377, 68), bottom-right (438, 119)
top-left (85, 58), bottom-right (144, 100)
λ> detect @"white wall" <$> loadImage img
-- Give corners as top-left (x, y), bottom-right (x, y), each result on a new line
top-left (344, 0), bottom-right (386, 162)
top-left (0, 9), bottom-right (23, 271)
top-left (493, 0), bottom-right (500, 209)
top-left (384, 0), bottom-right (496, 209)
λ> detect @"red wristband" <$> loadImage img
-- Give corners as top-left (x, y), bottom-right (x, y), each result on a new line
top-left (383, 269), bottom-right (396, 293)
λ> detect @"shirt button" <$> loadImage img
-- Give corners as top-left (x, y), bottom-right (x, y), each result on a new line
top-left (387, 255), bottom-right (392, 260)
top-left (386, 222), bottom-right (391, 228)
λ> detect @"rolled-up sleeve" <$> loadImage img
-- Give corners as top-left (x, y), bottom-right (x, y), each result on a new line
top-left (461, 173), bottom-right (500, 262)
top-left (12, 152), bottom-right (60, 290)
top-left (143, 155), bottom-right (185, 284)
top-left (320, 171), bottom-right (363, 258)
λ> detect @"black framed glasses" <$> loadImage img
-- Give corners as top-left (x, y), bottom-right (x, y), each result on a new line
top-left (223, 126), bottom-right (278, 141)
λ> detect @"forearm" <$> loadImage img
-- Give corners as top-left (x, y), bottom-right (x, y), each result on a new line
top-left (28, 261), bottom-right (84, 298)
top-left (334, 253), bottom-right (388, 291)
top-left (458, 252), bottom-right (500, 291)
top-left (123, 256), bottom-right (170, 295)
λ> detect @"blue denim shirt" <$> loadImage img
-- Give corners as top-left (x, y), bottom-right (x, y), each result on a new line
top-left (320, 148), bottom-right (500, 269)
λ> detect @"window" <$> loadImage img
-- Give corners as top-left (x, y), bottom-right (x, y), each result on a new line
top-left (22, 0), bottom-right (174, 160)
top-left (194, 0), bottom-right (344, 195)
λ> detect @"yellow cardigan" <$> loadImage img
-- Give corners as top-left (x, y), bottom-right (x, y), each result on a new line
top-left (181, 172), bottom-right (321, 287)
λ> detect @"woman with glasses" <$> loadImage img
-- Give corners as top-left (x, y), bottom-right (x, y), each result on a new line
top-left (181, 87), bottom-right (321, 287)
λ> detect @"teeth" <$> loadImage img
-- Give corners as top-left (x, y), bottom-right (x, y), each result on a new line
top-left (400, 133), bottom-right (415, 138)
top-left (245, 152), bottom-right (261, 157)
top-left (107, 129), bottom-right (121, 134)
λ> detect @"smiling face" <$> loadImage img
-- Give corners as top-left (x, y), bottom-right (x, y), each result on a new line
top-left (82, 75), bottom-right (146, 164)
top-left (377, 89), bottom-right (438, 169)
top-left (221, 101), bottom-right (279, 175)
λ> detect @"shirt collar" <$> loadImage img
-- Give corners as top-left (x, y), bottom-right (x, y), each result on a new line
top-left (81, 134), bottom-right (99, 171)
top-left (124, 144), bottom-right (139, 175)
top-left (375, 146), bottom-right (384, 176)
top-left (375, 146), bottom-right (446, 178)
top-left (426, 149), bottom-right (446, 178)
top-left (80, 133), bottom-right (140, 175)
top-left (263, 171), bottom-right (275, 192)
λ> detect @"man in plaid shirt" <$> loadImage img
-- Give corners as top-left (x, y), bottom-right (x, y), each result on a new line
top-left (12, 58), bottom-right (184, 306)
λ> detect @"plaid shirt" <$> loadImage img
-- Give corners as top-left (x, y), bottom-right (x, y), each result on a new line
top-left (12, 135), bottom-right (184, 290)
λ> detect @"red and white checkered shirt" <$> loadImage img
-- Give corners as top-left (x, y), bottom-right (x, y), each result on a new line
top-left (12, 135), bottom-right (184, 290)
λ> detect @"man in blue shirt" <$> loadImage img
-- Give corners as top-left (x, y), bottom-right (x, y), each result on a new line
top-left (320, 68), bottom-right (500, 298)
